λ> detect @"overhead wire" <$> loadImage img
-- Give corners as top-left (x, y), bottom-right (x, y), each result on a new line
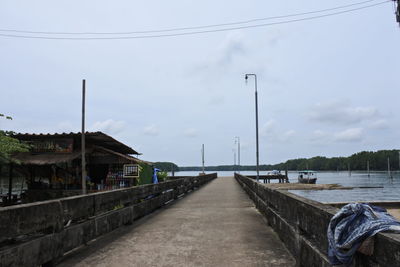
top-left (0, 0), bottom-right (391, 40)
top-left (0, 0), bottom-right (383, 35)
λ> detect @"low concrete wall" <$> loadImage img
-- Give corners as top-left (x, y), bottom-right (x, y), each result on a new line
top-left (0, 173), bottom-right (217, 267)
top-left (235, 173), bottom-right (400, 267)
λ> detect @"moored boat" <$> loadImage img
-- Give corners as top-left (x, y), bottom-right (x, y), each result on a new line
top-left (298, 170), bottom-right (317, 184)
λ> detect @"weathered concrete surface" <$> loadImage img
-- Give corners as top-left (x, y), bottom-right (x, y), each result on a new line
top-left (59, 177), bottom-right (295, 267)
top-left (235, 173), bottom-right (400, 267)
top-left (0, 175), bottom-right (216, 267)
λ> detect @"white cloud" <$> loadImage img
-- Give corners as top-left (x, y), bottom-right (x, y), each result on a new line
top-left (281, 130), bottom-right (296, 142)
top-left (308, 101), bottom-right (379, 125)
top-left (260, 119), bottom-right (277, 137)
top-left (183, 128), bottom-right (198, 138)
top-left (90, 119), bottom-right (125, 135)
top-left (260, 121), bottom-right (295, 142)
top-left (310, 129), bottom-right (330, 142)
top-left (369, 119), bottom-right (389, 130)
top-left (217, 32), bottom-right (246, 66)
top-left (334, 128), bottom-right (363, 142)
top-left (143, 124), bottom-right (159, 136)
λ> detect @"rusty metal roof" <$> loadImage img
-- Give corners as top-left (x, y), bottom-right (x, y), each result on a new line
top-left (13, 151), bottom-right (82, 165)
top-left (12, 131), bottom-right (140, 155)
top-left (93, 146), bottom-right (153, 165)
top-left (12, 146), bottom-right (152, 165)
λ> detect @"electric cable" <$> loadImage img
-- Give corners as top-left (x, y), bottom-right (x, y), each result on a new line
top-left (0, 0), bottom-right (383, 35)
top-left (0, 0), bottom-right (390, 40)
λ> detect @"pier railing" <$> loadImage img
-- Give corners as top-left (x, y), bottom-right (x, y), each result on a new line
top-left (0, 173), bottom-right (217, 266)
top-left (235, 173), bottom-right (400, 267)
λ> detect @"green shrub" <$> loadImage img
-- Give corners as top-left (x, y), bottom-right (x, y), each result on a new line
top-left (157, 171), bottom-right (168, 182)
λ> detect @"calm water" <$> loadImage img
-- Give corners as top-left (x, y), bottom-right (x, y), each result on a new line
top-left (0, 177), bottom-right (27, 196)
top-left (2, 171), bottom-right (399, 203)
top-left (173, 170), bottom-right (400, 203)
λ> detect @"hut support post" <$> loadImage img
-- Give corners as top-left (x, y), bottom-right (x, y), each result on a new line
top-left (8, 163), bottom-right (13, 204)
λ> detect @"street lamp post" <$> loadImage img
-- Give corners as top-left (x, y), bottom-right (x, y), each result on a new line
top-left (232, 148), bottom-right (236, 169)
top-left (245, 74), bottom-right (260, 182)
top-left (235, 136), bottom-right (240, 173)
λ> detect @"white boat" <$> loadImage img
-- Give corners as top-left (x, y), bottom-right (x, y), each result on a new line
top-left (298, 170), bottom-right (317, 184)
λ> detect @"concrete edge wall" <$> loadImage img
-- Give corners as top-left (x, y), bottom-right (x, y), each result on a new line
top-left (234, 173), bottom-right (400, 267)
top-left (0, 173), bottom-right (217, 267)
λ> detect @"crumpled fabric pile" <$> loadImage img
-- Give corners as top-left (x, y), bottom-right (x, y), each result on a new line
top-left (327, 203), bottom-right (400, 266)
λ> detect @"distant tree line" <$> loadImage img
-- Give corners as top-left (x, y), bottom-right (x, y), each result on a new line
top-left (179, 165), bottom-right (272, 172)
top-left (153, 162), bottom-right (180, 172)
top-left (178, 150), bottom-right (400, 172)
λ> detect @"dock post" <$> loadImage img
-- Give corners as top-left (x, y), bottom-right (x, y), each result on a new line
top-left (348, 163), bottom-right (351, 177)
top-left (8, 163), bottom-right (13, 204)
top-left (388, 157), bottom-right (392, 178)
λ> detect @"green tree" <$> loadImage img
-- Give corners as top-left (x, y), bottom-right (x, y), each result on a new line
top-left (154, 162), bottom-right (179, 172)
top-left (0, 115), bottom-right (30, 163)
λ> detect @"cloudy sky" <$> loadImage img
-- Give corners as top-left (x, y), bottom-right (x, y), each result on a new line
top-left (0, 0), bottom-right (399, 166)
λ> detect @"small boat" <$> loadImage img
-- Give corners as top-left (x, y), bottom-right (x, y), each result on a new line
top-left (298, 170), bottom-right (317, 184)
top-left (268, 170), bottom-right (281, 175)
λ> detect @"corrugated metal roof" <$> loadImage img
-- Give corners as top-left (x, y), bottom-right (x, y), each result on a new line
top-left (93, 146), bottom-right (153, 165)
top-left (12, 131), bottom-right (140, 155)
top-left (12, 146), bottom-right (152, 166)
top-left (13, 152), bottom-right (82, 165)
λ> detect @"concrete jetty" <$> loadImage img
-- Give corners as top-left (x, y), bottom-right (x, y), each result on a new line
top-left (58, 177), bottom-right (295, 266)
top-left (2, 173), bottom-right (400, 266)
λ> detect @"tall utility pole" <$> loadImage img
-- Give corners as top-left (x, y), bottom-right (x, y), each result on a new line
top-left (201, 144), bottom-right (205, 174)
top-left (81, 80), bottom-right (87, 194)
top-left (235, 136), bottom-right (240, 173)
top-left (245, 74), bottom-right (260, 182)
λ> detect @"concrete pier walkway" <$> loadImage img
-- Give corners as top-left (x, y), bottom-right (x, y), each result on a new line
top-left (59, 177), bottom-right (295, 267)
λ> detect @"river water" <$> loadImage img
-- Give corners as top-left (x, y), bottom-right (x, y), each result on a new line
top-left (173, 170), bottom-right (400, 203)
top-left (2, 171), bottom-right (398, 203)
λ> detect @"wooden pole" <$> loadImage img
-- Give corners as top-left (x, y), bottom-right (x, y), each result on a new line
top-left (8, 163), bottom-right (13, 204)
top-left (237, 137), bottom-right (240, 173)
top-left (398, 150), bottom-right (400, 171)
top-left (388, 157), bottom-right (392, 178)
top-left (348, 162), bottom-right (351, 176)
top-left (81, 80), bottom-right (87, 194)
top-left (285, 168), bottom-right (288, 183)
top-left (367, 160), bottom-right (370, 177)
top-left (201, 144), bottom-right (205, 174)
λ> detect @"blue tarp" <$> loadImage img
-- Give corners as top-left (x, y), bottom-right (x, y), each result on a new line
top-left (152, 168), bottom-right (160, 184)
top-left (327, 203), bottom-right (400, 265)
